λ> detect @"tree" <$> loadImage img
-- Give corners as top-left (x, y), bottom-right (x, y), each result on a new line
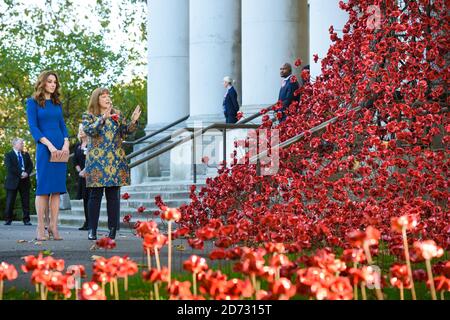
top-left (0, 0), bottom-right (147, 214)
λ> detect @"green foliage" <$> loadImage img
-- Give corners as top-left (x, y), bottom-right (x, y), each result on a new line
top-left (0, 0), bottom-right (147, 215)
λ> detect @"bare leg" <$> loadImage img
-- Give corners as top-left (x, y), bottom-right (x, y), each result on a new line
top-left (35, 195), bottom-right (50, 240)
top-left (49, 193), bottom-right (62, 240)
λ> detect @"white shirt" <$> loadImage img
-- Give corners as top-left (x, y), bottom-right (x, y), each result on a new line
top-left (281, 75), bottom-right (292, 87)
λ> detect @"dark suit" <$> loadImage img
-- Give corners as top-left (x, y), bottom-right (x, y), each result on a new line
top-left (3, 150), bottom-right (33, 223)
top-left (278, 75), bottom-right (300, 122)
top-left (223, 86), bottom-right (240, 124)
top-left (73, 142), bottom-right (89, 226)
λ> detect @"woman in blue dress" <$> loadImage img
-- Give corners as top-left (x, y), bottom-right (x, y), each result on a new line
top-left (26, 71), bottom-right (70, 241)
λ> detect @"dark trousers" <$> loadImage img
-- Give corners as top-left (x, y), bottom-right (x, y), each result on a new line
top-left (4, 180), bottom-right (30, 223)
top-left (225, 113), bottom-right (238, 124)
top-left (88, 186), bottom-right (120, 231)
top-left (77, 177), bottom-right (90, 226)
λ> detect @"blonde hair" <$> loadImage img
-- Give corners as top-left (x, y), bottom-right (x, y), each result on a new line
top-left (32, 70), bottom-right (62, 107)
top-left (87, 87), bottom-right (117, 116)
top-left (77, 123), bottom-right (85, 142)
top-left (223, 76), bottom-right (234, 85)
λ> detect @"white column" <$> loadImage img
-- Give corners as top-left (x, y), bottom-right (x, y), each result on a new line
top-left (147, 0), bottom-right (189, 128)
top-left (188, 0), bottom-right (241, 125)
top-left (309, 0), bottom-right (348, 79)
top-left (241, 0), bottom-right (309, 110)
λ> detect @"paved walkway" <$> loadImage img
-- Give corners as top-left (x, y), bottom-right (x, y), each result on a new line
top-left (0, 224), bottom-right (214, 292)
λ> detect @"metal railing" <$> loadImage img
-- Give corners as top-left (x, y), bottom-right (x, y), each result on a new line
top-left (129, 123), bottom-right (260, 183)
top-left (123, 114), bottom-right (189, 145)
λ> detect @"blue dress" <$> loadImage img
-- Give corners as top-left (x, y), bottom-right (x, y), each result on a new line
top-left (26, 98), bottom-right (69, 195)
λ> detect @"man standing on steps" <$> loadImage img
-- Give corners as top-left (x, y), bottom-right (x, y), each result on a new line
top-left (3, 138), bottom-right (33, 225)
top-left (278, 62), bottom-right (300, 122)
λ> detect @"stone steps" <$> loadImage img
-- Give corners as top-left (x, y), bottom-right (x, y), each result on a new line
top-left (30, 210), bottom-right (164, 230)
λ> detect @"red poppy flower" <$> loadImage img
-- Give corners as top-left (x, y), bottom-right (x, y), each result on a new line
top-left (123, 214), bottom-right (132, 223)
top-left (135, 220), bottom-right (159, 238)
top-left (81, 282), bottom-right (106, 300)
top-left (294, 58), bottom-right (302, 67)
top-left (96, 237), bottom-right (116, 249)
top-left (111, 114), bottom-right (119, 122)
top-left (143, 233), bottom-right (167, 250)
top-left (432, 276), bottom-right (450, 292)
top-left (161, 207), bottom-right (181, 222)
top-left (236, 111), bottom-right (243, 120)
top-left (168, 280), bottom-right (192, 299)
top-left (142, 267), bottom-right (169, 283)
top-left (188, 238), bottom-right (204, 250)
top-left (121, 193), bottom-right (130, 200)
top-left (271, 278), bottom-right (297, 299)
top-left (391, 215), bottom-right (419, 233)
top-left (0, 262), bottom-right (18, 281)
top-left (183, 255), bottom-right (208, 274)
top-left (225, 278), bottom-right (254, 298)
top-left (342, 249), bottom-right (366, 263)
top-left (390, 264), bottom-right (411, 289)
top-left (137, 206), bottom-right (146, 213)
top-left (413, 240), bottom-right (444, 260)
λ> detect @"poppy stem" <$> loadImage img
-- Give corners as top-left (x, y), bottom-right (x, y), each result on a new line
top-left (353, 262), bottom-right (358, 300)
top-left (154, 283), bottom-right (160, 300)
top-left (35, 284), bottom-right (39, 293)
top-left (400, 282), bottom-right (404, 300)
top-left (147, 248), bottom-right (151, 270)
top-left (155, 246), bottom-right (161, 271)
top-left (363, 242), bottom-right (383, 300)
top-left (441, 291), bottom-right (444, 300)
top-left (401, 226), bottom-right (416, 300)
top-left (110, 281), bottom-right (113, 296)
top-left (168, 221), bottom-right (172, 287)
top-left (425, 258), bottom-right (437, 300)
top-left (0, 280), bottom-right (3, 300)
top-left (125, 275), bottom-right (128, 292)
top-left (114, 279), bottom-right (119, 300)
top-left (361, 282), bottom-right (367, 300)
top-left (193, 272), bottom-right (197, 296)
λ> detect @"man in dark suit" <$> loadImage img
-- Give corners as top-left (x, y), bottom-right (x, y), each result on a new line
top-left (222, 76), bottom-right (240, 123)
top-left (278, 63), bottom-right (300, 122)
top-left (3, 138), bottom-right (33, 225)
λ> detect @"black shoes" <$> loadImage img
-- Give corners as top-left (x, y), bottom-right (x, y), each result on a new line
top-left (4, 221), bottom-right (12, 225)
top-left (78, 223), bottom-right (89, 231)
top-left (108, 227), bottom-right (116, 240)
top-left (24, 221), bottom-right (32, 226)
top-left (88, 229), bottom-right (97, 240)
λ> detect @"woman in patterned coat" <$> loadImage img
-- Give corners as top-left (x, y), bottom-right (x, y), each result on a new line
top-left (82, 87), bottom-right (141, 240)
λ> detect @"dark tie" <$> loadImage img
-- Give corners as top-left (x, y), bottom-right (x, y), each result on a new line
top-left (18, 152), bottom-right (24, 171)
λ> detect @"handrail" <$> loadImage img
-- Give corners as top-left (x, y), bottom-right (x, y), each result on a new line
top-left (249, 106), bottom-right (363, 163)
top-left (126, 109), bottom-right (276, 161)
top-left (236, 105), bottom-right (276, 124)
top-left (123, 114), bottom-right (189, 145)
top-left (129, 123), bottom-right (260, 169)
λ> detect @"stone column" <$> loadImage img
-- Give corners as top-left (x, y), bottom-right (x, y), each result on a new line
top-left (147, 0), bottom-right (189, 127)
top-left (132, 0), bottom-right (189, 184)
top-left (188, 0), bottom-right (242, 126)
top-left (309, 0), bottom-right (348, 79)
top-left (241, 0), bottom-right (309, 113)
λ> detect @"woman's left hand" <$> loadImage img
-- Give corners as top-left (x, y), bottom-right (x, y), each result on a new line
top-left (62, 142), bottom-right (70, 156)
top-left (131, 105), bottom-right (142, 123)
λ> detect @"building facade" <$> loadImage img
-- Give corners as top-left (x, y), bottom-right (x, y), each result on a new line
top-left (133, 0), bottom-right (348, 183)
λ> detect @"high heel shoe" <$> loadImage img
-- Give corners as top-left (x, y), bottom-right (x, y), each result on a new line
top-left (48, 228), bottom-right (63, 241)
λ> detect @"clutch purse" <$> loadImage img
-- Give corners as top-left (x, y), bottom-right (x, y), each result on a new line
top-left (50, 152), bottom-right (69, 163)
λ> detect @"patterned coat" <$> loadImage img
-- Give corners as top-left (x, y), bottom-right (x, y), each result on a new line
top-left (82, 112), bottom-right (137, 188)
